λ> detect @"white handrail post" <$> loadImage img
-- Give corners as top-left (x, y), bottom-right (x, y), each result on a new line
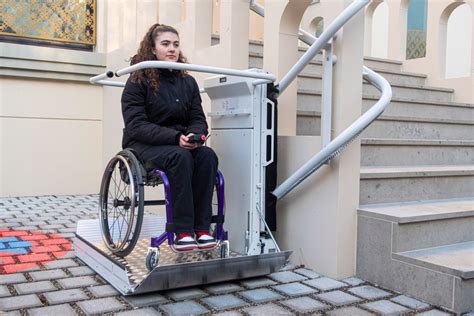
top-left (321, 39), bottom-right (334, 150)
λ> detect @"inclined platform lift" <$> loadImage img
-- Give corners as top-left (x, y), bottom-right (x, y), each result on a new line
top-left (75, 0), bottom-right (392, 295)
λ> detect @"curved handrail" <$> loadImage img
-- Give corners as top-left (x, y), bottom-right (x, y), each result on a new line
top-left (90, 61), bottom-right (276, 87)
top-left (272, 67), bottom-right (392, 199)
top-left (248, 0), bottom-right (393, 199)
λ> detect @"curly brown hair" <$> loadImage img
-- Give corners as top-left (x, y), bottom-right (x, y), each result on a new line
top-left (130, 24), bottom-right (188, 91)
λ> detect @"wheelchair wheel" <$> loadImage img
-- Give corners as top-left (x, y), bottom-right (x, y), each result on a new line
top-left (99, 149), bottom-right (144, 257)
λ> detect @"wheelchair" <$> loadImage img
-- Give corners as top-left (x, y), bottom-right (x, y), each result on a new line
top-left (98, 148), bottom-right (228, 271)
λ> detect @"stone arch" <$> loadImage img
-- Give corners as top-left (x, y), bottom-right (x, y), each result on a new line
top-left (440, 1), bottom-right (472, 78)
top-left (370, 1), bottom-right (389, 58)
top-left (364, 0), bottom-right (383, 55)
top-left (309, 16), bottom-right (324, 37)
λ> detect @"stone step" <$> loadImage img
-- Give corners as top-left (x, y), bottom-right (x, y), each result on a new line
top-left (298, 76), bottom-right (453, 102)
top-left (357, 200), bottom-right (474, 313)
top-left (361, 139), bottom-right (474, 167)
top-left (249, 41), bottom-right (404, 72)
top-left (359, 165), bottom-right (474, 204)
top-left (299, 68), bottom-right (426, 87)
top-left (250, 53), bottom-right (417, 83)
top-left (394, 241), bottom-right (474, 280)
top-left (358, 198), bottom-right (474, 251)
top-left (298, 90), bottom-right (474, 122)
top-left (296, 109), bottom-right (474, 141)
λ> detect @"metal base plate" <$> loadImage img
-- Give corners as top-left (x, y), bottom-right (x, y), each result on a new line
top-left (74, 215), bottom-right (291, 295)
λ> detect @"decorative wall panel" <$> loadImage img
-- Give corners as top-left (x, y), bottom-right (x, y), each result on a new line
top-left (0, 0), bottom-right (96, 46)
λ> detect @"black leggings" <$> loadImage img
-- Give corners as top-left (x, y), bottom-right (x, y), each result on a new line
top-left (139, 145), bottom-right (218, 234)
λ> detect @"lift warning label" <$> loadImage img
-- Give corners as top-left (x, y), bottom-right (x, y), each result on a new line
top-left (0, 230), bottom-right (72, 274)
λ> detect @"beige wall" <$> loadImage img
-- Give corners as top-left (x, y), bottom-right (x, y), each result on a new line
top-left (0, 43), bottom-right (106, 197)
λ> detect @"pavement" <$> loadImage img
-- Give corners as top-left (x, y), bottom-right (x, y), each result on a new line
top-left (0, 194), bottom-right (467, 315)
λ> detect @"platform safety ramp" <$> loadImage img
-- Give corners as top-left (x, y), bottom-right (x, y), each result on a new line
top-left (74, 216), bottom-right (291, 295)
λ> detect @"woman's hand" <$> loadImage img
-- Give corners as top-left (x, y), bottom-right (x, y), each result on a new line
top-left (179, 133), bottom-right (198, 150)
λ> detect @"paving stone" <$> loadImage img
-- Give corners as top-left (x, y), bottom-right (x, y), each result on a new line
top-left (417, 310), bottom-right (452, 316)
top-left (14, 280), bottom-right (56, 294)
top-left (0, 294), bottom-right (42, 311)
top-left (242, 303), bottom-right (294, 315)
top-left (0, 285), bottom-right (11, 297)
top-left (239, 288), bottom-right (283, 303)
top-left (341, 276), bottom-right (365, 286)
top-left (204, 282), bottom-right (243, 294)
top-left (279, 263), bottom-right (297, 271)
top-left (124, 292), bottom-right (168, 307)
top-left (43, 258), bottom-right (78, 269)
top-left (294, 268), bottom-right (320, 279)
top-left (316, 290), bottom-right (362, 306)
top-left (0, 311), bottom-right (21, 316)
top-left (29, 269), bottom-right (68, 281)
top-left (88, 284), bottom-right (119, 298)
top-left (268, 271), bottom-right (307, 283)
top-left (43, 289), bottom-right (89, 304)
top-left (116, 307), bottom-right (162, 315)
top-left (201, 294), bottom-right (249, 310)
top-left (57, 276), bottom-right (99, 289)
top-left (28, 304), bottom-right (77, 316)
top-left (213, 312), bottom-right (243, 316)
top-left (160, 301), bottom-right (208, 315)
top-left (362, 300), bottom-right (410, 315)
top-left (303, 277), bottom-right (347, 291)
top-left (0, 273), bottom-right (27, 285)
top-left (272, 282), bottom-right (317, 296)
top-left (77, 297), bottom-right (125, 315)
top-left (280, 296), bottom-right (328, 313)
top-left (240, 277), bottom-right (277, 289)
top-left (165, 287), bottom-right (208, 301)
top-left (327, 306), bottom-right (373, 316)
top-left (348, 285), bottom-right (392, 299)
top-left (391, 295), bottom-right (430, 310)
top-left (67, 266), bottom-right (94, 276)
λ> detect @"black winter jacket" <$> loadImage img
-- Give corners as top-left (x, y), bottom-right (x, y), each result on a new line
top-left (121, 70), bottom-right (208, 150)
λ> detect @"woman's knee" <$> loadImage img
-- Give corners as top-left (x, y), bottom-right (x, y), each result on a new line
top-left (194, 147), bottom-right (218, 166)
top-left (168, 147), bottom-right (193, 168)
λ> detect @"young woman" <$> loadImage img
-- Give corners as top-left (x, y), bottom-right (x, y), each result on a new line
top-left (121, 24), bottom-right (218, 251)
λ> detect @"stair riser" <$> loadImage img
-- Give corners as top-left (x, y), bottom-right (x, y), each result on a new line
top-left (363, 59), bottom-right (402, 72)
top-left (298, 95), bottom-right (474, 123)
top-left (374, 72), bottom-right (426, 86)
top-left (361, 145), bottom-right (474, 166)
top-left (362, 99), bottom-right (474, 122)
top-left (297, 114), bottom-right (474, 141)
top-left (364, 84), bottom-right (453, 103)
top-left (249, 56), bottom-right (322, 74)
top-left (360, 175), bottom-right (474, 204)
top-left (298, 74), bottom-right (425, 91)
top-left (393, 217), bottom-right (474, 252)
top-left (357, 215), bottom-right (474, 313)
top-left (363, 120), bottom-right (474, 140)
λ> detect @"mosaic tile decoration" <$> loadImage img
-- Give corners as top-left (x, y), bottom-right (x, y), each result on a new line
top-left (1, 0), bottom-right (96, 45)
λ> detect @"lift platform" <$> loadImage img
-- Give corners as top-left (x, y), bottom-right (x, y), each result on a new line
top-left (75, 215), bottom-right (290, 295)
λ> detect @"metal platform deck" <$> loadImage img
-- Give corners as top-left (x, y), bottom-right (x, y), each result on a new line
top-left (74, 215), bottom-right (291, 295)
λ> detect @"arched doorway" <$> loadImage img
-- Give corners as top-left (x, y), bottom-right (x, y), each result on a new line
top-left (445, 3), bottom-right (472, 78)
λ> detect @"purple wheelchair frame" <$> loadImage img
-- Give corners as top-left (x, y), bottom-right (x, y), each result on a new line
top-left (149, 169), bottom-right (226, 248)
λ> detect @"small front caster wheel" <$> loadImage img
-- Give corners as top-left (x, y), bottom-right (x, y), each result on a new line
top-left (145, 247), bottom-right (160, 271)
top-left (220, 240), bottom-right (230, 259)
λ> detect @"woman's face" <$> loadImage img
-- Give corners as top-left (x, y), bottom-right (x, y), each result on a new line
top-left (152, 31), bottom-right (180, 62)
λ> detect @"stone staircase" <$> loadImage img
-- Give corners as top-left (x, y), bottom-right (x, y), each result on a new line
top-left (248, 40), bottom-right (474, 313)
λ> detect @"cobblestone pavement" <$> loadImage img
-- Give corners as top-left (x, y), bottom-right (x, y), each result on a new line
top-left (0, 195), bottom-right (468, 315)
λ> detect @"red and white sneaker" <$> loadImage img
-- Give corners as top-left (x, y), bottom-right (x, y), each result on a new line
top-left (196, 231), bottom-right (217, 249)
top-left (174, 233), bottom-right (198, 251)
